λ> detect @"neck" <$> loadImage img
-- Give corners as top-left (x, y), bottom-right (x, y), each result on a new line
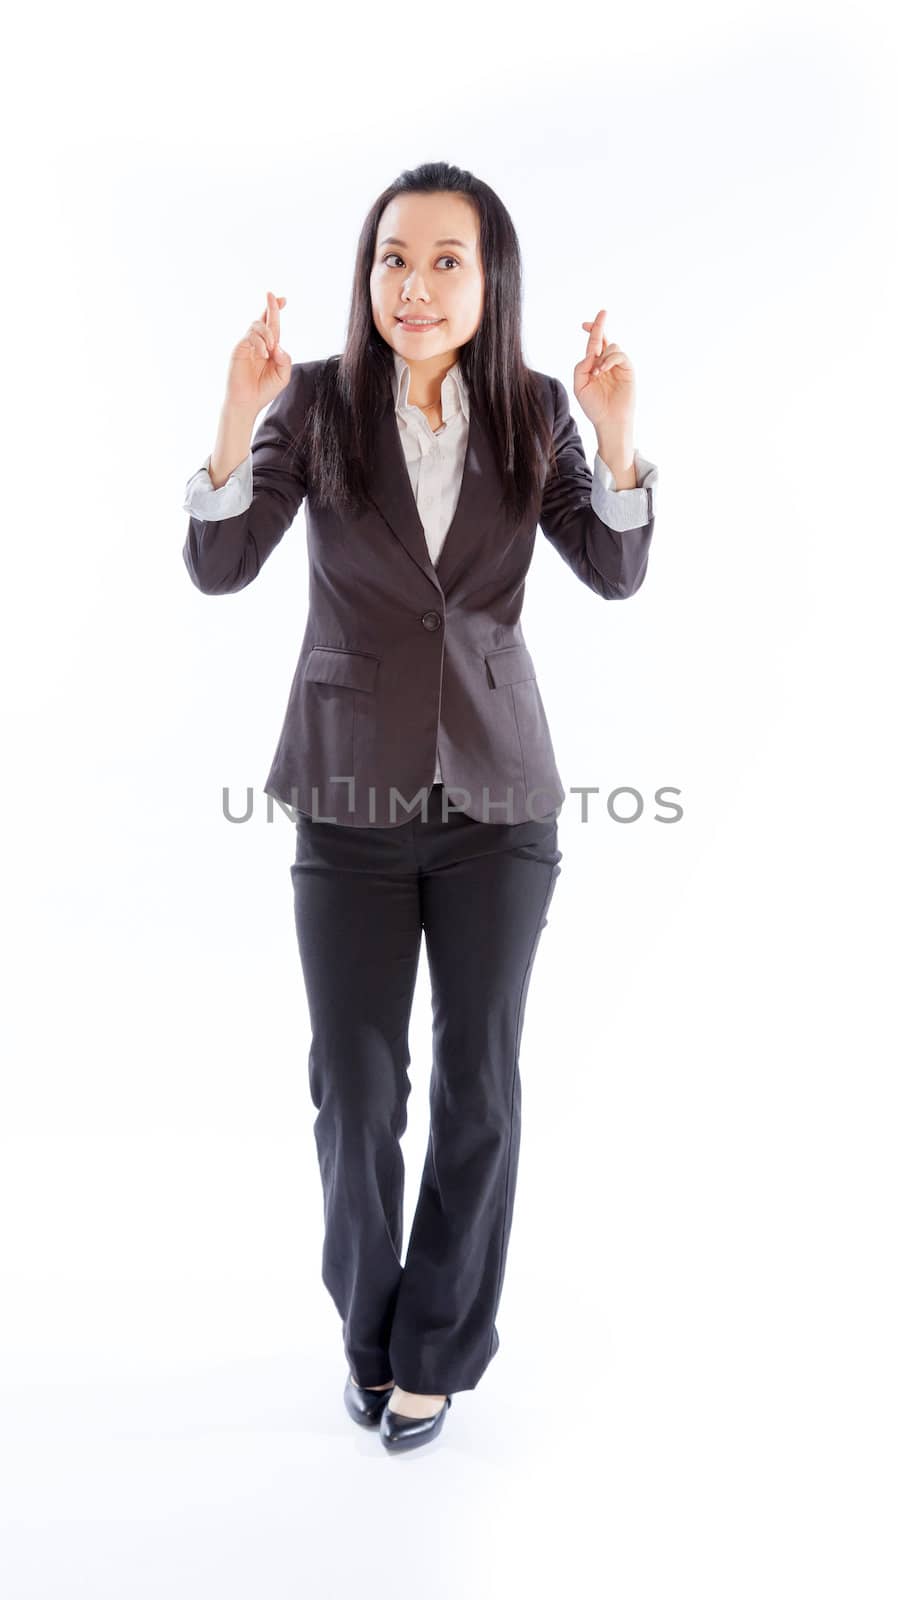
top-left (398, 348), bottom-right (457, 411)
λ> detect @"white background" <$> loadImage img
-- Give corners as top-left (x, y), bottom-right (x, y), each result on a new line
top-left (2, 1), bottom-right (896, 1594)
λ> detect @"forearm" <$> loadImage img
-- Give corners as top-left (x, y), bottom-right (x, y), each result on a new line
top-left (595, 428), bottom-right (637, 489)
top-left (209, 403), bottom-right (259, 488)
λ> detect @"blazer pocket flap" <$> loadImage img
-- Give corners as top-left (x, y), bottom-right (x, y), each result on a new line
top-left (304, 646), bottom-right (379, 693)
top-left (485, 644), bottom-right (536, 689)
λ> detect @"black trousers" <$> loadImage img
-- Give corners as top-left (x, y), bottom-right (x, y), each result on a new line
top-left (289, 783), bottom-right (563, 1394)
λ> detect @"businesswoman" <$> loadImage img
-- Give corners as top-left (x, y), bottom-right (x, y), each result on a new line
top-left (183, 161), bottom-right (657, 1454)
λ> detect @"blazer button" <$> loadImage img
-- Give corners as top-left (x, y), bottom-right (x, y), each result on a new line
top-left (421, 611), bottom-right (442, 631)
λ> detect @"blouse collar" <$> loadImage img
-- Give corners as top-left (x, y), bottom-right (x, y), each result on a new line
top-left (390, 349), bottom-right (470, 425)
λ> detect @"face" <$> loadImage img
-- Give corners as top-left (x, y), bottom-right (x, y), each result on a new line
top-left (369, 192), bottom-right (485, 384)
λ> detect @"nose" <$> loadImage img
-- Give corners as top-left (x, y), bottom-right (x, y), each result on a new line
top-left (402, 267), bottom-right (432, 300)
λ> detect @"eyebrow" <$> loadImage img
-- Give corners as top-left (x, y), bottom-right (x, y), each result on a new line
top-left (378, 236), bottom-right (471, 251)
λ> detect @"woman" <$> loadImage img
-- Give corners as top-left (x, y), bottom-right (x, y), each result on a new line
top-left (183, 161), bottom-right (657, 1454)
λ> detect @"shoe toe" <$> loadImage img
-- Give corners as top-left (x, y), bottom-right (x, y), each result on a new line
top-left (379, 1395), bottom-right (452, 1451)
top-left (343, 1372), bottom-right (395, 1427)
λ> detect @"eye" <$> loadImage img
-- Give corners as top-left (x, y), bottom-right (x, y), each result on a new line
top-left (382, 253), bottom-right (459, 270)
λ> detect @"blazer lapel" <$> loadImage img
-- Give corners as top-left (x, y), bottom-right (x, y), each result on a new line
top-left (366, 388), bottom-right (507, 597)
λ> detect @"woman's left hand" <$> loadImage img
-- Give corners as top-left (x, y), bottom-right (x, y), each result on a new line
top-left (573, 309), bottom-right (636, 435)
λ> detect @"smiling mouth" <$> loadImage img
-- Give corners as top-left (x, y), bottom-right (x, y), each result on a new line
top-left (395, 317), bottom-right (444, 326)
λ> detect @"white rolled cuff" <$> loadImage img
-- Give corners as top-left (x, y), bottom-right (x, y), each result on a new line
top-left (182, 452), bottom-right (254, 520)
top-left (591, 449), bottom-right (658, 531)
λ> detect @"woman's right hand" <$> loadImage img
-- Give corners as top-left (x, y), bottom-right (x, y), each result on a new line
top-left (225, 291), bottom-right (292, 414)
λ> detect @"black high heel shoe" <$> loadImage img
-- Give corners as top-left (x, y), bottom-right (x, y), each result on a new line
top-left (379, 1393), bottom-right (452, 1452)
top-left (343, 1371), bottom-right (396, 1428)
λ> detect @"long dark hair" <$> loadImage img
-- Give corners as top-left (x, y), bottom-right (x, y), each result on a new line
top-left (288, 160), bottom-right (558, 525)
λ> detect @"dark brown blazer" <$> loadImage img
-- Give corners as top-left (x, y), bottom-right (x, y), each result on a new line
top-left (183, 358), bottom-right (654, 827)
